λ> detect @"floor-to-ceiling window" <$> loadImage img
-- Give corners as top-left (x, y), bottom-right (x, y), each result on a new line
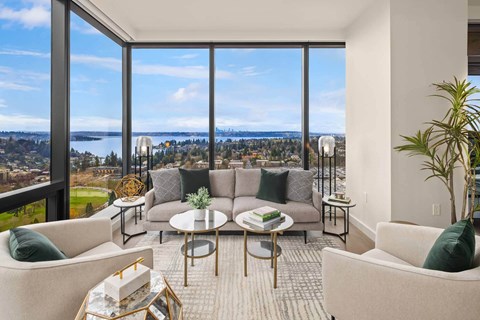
top-left (309, 47), bottom-right (346, 193)
top-left (215, 48), bottom-right (302, 169)
top-left (0, 0), bottom-right (51, 230)
top-left (132, 49), bottom-right (210, 170)
top-left (69, 12), bottom-right (122, 219)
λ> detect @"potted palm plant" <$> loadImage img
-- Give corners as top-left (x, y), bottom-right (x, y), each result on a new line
top-left (395, 78), bottom-right (480, 224)
top-left (186, 187), bottom-right (212, 220)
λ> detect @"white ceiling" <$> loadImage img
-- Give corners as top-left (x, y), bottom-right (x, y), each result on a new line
top-left (74, 0), bottom-right (377, 42)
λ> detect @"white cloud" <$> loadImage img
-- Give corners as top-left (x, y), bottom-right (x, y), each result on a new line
top-left (165, 116), bottom-right (209, 129)
top-left (134, 63), bottom-right (232, 79)
top-left (310, 88), bottom-right (345, 114)
top-left (174, 54), bottom-right (199, 60)
top-left (0, 98), bottom-right (7, 108)
top-left (71, 21), bottom-right (101, 35)
top-left (70, 116), bottom-right (121, 131)
top-left (0, 81), bottom-right (38, 91)
top-left (0, 113), bottom-right (49, 131)
top-left (172, 83), bottom-right (201, 102)
top-left (239, 66), bottom-right (270, 77)
top-left (0, 49), bottom-right (49, 58)
top-left (71, 54), bottom-right (122, 72)
top-left (0, 4), bottom-right (50, 29)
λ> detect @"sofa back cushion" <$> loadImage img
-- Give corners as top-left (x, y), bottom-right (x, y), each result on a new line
top-left (210, 169), bottom-right (235, 199)
top-left (286, 169), bottom-right (314, 204)
top-left (150, 168), bottom-right (181, 205)
top-left (235, 168), bottom-right (261, 197)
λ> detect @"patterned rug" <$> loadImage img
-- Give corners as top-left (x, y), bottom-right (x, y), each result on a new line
top-left (136, 233), bottom-right (339, 320)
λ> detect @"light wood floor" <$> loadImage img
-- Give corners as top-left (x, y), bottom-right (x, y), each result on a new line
top-left (113, 214), bottom-right (375, 254)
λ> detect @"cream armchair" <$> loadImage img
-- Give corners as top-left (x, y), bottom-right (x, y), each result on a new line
top-left (322, 222), bottom-right (480, 320)
top-left (0, 218), bottom-right (154, 320)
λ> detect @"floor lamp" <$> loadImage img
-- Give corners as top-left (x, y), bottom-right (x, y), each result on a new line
top-left (134, 136), bottom-right (153, 191)
top-left (318, 136), bottom-right (336, 197)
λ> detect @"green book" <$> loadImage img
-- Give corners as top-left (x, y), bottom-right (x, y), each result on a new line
top-left (250, 211), bottom-right (281, 222)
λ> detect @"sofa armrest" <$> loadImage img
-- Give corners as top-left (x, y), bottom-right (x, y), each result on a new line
top-left (322, 247), bottom-right (480, 320)
top-left (375, 222), bottom-right (444, 267)
top-left (144, 189), bottom-right (155, 220)
top-left (26, 217), bottom-right (113, 257)
top-left (312, 189), bottom-right (322, 212)
top-left (0, 246), bottom-right (154, 320)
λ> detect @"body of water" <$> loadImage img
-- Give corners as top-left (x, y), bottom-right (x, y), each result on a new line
top-left (70, 135), bottom-right (283, 158)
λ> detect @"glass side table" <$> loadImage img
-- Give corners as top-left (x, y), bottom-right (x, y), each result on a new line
top-left (169, 210), bottom-right (228, 287)
top-left (235, 211), bottom-right (294, 289)
top-left (113, 197), bottom-right (147, 245)
top-left (322, 196), bottom-right (356, 243)
top-left (75, 270), bottom-right (183, 320)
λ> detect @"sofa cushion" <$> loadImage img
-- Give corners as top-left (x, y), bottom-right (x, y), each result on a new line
top-left (286, 169), bottom-right (314, 204)
top-left (150, 168), bottom-right (181, 205)
top-left (210, 169), bottom-right (235, 199)
top-left (74, 242), bottom-right (122, 259)
top-left (9, 228), bottom-right (68, 262)
top-left (362, 249), bottom-right (413, 266)
top-left (233, 196), bottom-right (320, 223)
top-left (147, 197), bottom-right (233, 222)
top-left (256, 168), bottom-right (289, 204)
top-left (235, 168), bottom-right (261, 197)
top-left (179, 168), bottom-right (211, 202)
top-left (423, 219), bottom-right (475, 272)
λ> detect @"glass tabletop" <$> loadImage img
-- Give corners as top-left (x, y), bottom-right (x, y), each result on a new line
top-left (235, 211), bottom-right (294, 233)
top-left (322, 196), bottom-right (356, 208)
top-left (169, 210), bottom-right (228, 232)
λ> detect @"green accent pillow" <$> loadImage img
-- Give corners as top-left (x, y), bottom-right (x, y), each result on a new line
top-left (9, 228), bottom-right (68, 262)
top-left (423, 219), bottom-right (475, 272)
top-left (179, 168), bottom-right (211, 202)
top-left (256, 169), bottom-right (289, 204)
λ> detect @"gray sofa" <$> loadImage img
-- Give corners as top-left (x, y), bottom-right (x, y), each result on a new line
top-left (143, 168), bottom-right (324, 242)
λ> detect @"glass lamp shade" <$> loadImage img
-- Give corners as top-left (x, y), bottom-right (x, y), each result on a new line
top-left (136, 136), bottom-right (153, 156)
top-left (319, 136), bottom-right (335, 157)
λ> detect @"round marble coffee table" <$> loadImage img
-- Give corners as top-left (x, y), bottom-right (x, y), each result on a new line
top-left (169, 210), bottom-right (228, 287)
top-left (235, 211), bottom-right (294, 289)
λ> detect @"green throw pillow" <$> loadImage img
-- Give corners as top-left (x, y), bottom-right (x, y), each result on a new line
top-left (256, 169), bottom-right (289, 204)
top-left (9, 228), bottom-right (68, 262)
top-left (179, 168), bottom-right (211, 202)
top-left (423, 219), bottom-right (475, 272)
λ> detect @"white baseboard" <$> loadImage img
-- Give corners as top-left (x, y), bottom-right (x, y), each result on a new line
top-left (349, 214), bottom-right (376, 241)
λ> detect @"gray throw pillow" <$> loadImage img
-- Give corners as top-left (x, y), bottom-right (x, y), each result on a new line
top-left (286, 169), bottom-right (314, 203)
top-left (150, 168), bottom-right (181, 205)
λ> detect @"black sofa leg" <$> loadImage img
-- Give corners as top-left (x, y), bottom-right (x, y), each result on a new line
top-left (159, 231), bottom-right (163, 244)
top-left (331, 316), bottom-right (335, 320)
top-left (304, 231), bottom-right (307, 244)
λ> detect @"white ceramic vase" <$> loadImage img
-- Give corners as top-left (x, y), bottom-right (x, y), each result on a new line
top-left (193, 209), bottom-right (206, 221)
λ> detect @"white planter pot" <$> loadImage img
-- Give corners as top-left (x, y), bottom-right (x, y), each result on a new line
top-left (193, 209), bottom-right (206, 221)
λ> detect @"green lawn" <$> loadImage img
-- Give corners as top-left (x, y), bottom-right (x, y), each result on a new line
top-left (70, 188), bottom-right (109, 219)
top-left (0, 201), bottom-right (46, 232)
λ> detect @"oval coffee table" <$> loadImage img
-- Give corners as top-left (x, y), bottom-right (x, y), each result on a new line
top-left (235, 211), bottom-right (294, 289)
top-left (169, 210), bottom-right (228, 287)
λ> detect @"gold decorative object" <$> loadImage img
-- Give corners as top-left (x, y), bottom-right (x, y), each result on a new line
top-left (113, 257), bottom-right (144, 280)
top-left (75, 270), bottom-right (183, 320)
top-left (114, 174), bottom-right (145, 202)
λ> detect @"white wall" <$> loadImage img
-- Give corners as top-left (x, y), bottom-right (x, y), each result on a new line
top-left (390, 0), bottom-right (468, 227)
top-left (346, 0), bottom-right (392, 238)
top-left (346, 0), bottom-right (468, 238)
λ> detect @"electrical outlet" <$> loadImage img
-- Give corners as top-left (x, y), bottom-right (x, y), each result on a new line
top-left (432, 204), bottom-right (441, 216)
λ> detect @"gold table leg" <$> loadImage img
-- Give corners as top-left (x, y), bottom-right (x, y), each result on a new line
top-left (270, 233), bottom-right (274, 268)
top-left (215, 228), bottom-right (219, 276)
top-left (273, 232), bottom-right (278, 289)
top-left (191, 232), bottom-right (195, 266)
top-left (244, 230), bottom-right (247, 277)
top-left (184, 232), bottom-right (188, 287)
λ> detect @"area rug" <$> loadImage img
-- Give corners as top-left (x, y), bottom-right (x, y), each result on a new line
top-left (136, 233), bottom-right (339, 320)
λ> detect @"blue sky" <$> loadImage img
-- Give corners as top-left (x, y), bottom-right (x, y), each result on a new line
top-left (0, 0), bottom-right (346, 134)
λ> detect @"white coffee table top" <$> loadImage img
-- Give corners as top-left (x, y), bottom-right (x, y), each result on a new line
top-left (235, 211), bottom-right (294, 234)
top-left (169, 210), bottom-right (228, 233)
top-left (113, 196), bottom-right (145, 208)
top-left (322, 196), bottom-right (356, 208)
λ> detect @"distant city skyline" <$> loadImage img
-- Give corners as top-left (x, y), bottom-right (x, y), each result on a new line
top-left (0, 0), bottom-right (346, 134)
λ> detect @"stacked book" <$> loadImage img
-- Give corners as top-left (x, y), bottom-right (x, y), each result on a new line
top-left (327, 194), bottom-right (351, 204)
top-left (243, 206), bottom-right (285, 230)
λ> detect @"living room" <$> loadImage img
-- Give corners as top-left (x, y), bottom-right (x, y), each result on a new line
top-left (1, 0), bottom-right (479, 319)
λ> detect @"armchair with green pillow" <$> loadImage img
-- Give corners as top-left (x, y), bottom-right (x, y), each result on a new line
top-left (322, 221), bottom-right (480, 320)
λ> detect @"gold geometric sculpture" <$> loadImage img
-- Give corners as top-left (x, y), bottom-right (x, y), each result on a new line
top-left (114, 174), bottom-right (145, 202)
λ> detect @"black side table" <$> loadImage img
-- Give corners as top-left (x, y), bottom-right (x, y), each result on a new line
top-left (322, 196), bottom-right (356, 243)
top-left (113, 197), bottom-right (147, 244)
